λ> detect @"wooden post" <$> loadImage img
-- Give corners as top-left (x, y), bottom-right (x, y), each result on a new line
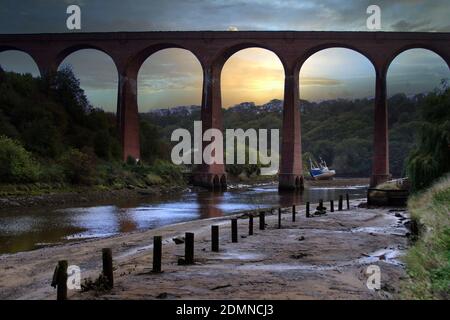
top-left (330, 200), bottom-right (334, 212)
top-left (292, 205), bottom-right (296, 222)
top-left (339, 195), bottom-right (343, 211)
top-left (185, 232), bottom-right (194, 265)
top-left (249, 215), bottom-right (253, 235)
top-left (346, 193), bottom-right (350, 210)
top-left (152, 236), bottom-right (162, 273)
top-left (231, 219), bottom-right (238, 243)
top-left (54, 260), bottom-right (68, 300)
top-left (278, 208), bottom-right (282, 229)
top-left (319, 199), bottom-right (323, 209)
top-left (306, 202), bottom-right (310, 217)
top-left (102, 248), bottom-right (114, 288)
top-left (212, 225), bottom-right (219, 252)
top-left (259, 212), bottom-right (265, 230)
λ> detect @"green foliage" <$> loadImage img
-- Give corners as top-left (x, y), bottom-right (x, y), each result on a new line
top-left (60, 148), bottom-right (97, 185)
top-left (145, 94), bottom-right (426, 177)
top-left (140, 120), bottom-right (170, 164)
top-left (406, 85), bottom-right (450, 192)
top-left (150, 159), bottom-right (184, 182)
top-left (0, 66), bottom-right (120, 161)
top-left (403, 175), bottom-right (450, 299)
top-left (0, 136), bottom-right (40, 183)
top-left (0, 68), bottom-right (185, 192)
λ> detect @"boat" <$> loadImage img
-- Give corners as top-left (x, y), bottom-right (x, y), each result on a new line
top-left (309, 157), bottom-right (336, 180)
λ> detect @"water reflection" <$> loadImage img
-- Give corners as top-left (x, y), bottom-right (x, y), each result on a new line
top-left (0, 184), bottom-right (367, 254)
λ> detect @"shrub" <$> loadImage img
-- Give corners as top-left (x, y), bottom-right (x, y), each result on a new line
top-left (0, 135), bottom-right (40, 183)
top-left (151, 160), bottom-right (184, 182)
top-left (60, 148), bottom-right (97, 185)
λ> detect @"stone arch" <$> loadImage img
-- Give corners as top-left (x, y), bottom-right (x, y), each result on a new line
top-left (129, 43), bottom-right (203, 77)
top-left (298, 46), bottom-right (376, 99)
top-left (56, 47), bottom-right (120, 112)
top-left (213, 43), bottom-right (287, 74)
top-left (220, 46), bottom-right (285, 108)
top-left (0, 47), bottom-right (41, 77)
top-left (136, 46), bottom-right (203, 112)
top-left (386, 44), bottom-right (450, 72)
top-left (54, 44), bottom-right (119, 74)
top-left (297, 43), bottom-right (377, 75)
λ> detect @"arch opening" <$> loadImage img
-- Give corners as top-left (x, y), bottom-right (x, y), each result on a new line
top-left (137, 48), bottom-right (203, 164)
top-left (386, 48), bottom-right (450, 178)
top-left (299, 48), bottom-right (376, 179)
top-left (58, 48), bottom-right (119, 113)
top-left (0, 49), bottom-right (40, 77)
top-left (221, 48), bottom-right (284, 181)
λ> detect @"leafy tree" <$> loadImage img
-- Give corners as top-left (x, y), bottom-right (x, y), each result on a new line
top-left (406, 83), bottom-right (450, 192)
top-left (0, 135), bottom-right (40, 183)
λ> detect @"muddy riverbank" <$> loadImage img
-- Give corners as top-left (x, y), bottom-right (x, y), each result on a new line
top-left (0, 178), bottom-right (369, 210)
top-left (0, 199), bottom-right (411, 300)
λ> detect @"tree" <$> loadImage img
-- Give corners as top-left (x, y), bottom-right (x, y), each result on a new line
top-left (406, 83), bottom-right (450, 192)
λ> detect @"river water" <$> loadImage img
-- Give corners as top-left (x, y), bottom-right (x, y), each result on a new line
top-left (0, 183), bottom-right (367, 254)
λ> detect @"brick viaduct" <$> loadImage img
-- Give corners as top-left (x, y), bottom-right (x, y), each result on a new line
top-left (0, 31), bottom-right (449, 190)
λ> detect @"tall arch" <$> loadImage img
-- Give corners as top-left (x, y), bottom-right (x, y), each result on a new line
top-left (0, 49), bottom-right (40, 77)
top-left (221, 47), bottom-right (285, 108)
top-left (57, 48), bottom-right (119, 113)
top-left (137, 47), bottom-right (203, 163)
top-left (386, 44), bottom-right (450, 72)
top-left (297, 43), bottom-right (377, 75)
top-left (387, 48), bottom-right (450, 178)
top-left (298, 47), bottom-right (376, 181)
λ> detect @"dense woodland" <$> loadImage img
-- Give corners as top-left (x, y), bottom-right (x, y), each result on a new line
top-left (0, 66), bottom-right (448, 192)
top-left (144, 93), bottom-right (436, 178)
top-left (0, 66), bottom-right (183, 190)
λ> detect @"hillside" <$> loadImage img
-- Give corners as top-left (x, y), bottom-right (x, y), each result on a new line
top-left (144, 95), bottom-right (426, 177)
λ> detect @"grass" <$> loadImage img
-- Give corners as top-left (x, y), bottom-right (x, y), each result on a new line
top-left (402, 174), bottom-right (450, 299)
top-left (0, 160), bottom-right (186, 197)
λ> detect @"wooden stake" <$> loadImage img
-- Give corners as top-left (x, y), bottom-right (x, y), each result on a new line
top-left (212, 225), bottom-right (219, 252)
top-left (102, 248), bottom-right (113, 288)
top-left (185, 232), bottom-right (194, 265)
top-left (152, 236), bottom-right (162, 273)
top-left (231, 219), bottom-right (238, 243)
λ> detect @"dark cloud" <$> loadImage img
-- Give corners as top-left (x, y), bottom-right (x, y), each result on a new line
top-left (390, 20), bottom-right (432, 32)
top-left (0, 0), bottom-right (449, 110)
top-left (0, 0), bottom-right (449, 33)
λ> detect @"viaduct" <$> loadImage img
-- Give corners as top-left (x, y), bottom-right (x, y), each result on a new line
top-left (0, 31), bottom-right (449, 189)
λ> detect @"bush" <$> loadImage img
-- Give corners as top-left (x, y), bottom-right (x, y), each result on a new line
top-left (60, 148), bottom-right (97, 185)
top-left (0, 136), bottom-right (40, 183)
top-left (151, 160), bottom-right (184, 182)
top-left (406, 86), bottom-right (450, 192)
top-left (403, 175), bottom-right (450, 299)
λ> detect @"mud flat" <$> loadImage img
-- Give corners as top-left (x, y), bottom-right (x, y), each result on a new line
top-left (0, 199), bottom-right (410, 300)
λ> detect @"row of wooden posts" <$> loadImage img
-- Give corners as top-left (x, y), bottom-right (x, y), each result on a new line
top-left (53, 193), bottom-right (351, 300)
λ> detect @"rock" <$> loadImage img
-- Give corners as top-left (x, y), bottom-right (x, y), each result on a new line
top-left (172, 237), bottom-right (185, 244)
top-left (156, 292), bottom-right (168, 299)
top-left (290, 253), bottom-right (308, 259)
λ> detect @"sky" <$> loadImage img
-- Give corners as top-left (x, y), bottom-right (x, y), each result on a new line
top-left (0, 0), bottom-right (449, 111)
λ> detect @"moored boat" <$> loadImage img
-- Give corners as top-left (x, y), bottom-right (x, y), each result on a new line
top-left (309, 158), bottom-right (336, 180)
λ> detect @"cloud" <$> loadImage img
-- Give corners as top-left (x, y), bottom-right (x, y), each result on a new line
top-left (300, 77), bottom-right (342, 86)
top-left (390, 19), bottom-right (431, 32)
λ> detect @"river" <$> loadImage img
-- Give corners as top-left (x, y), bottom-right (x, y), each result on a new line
top-left (0, 183), bottom-right (367, 254)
